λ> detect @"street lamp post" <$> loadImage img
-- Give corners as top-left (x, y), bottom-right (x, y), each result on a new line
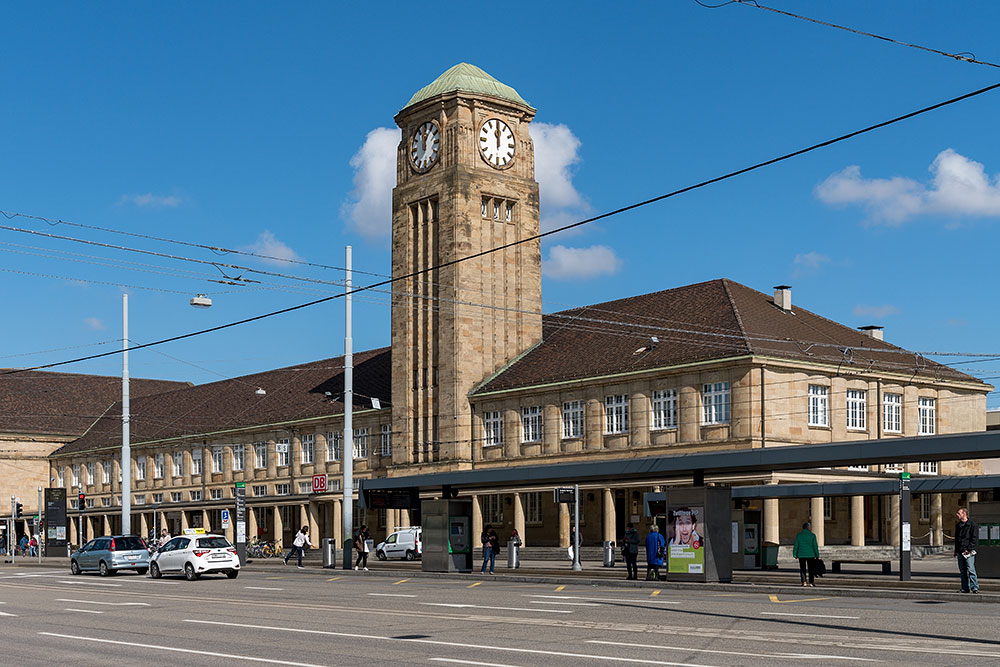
top-left (121, 294), bottom-right (131, 535)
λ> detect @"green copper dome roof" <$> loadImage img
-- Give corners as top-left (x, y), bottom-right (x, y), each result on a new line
top-left (403, 63), bottom-right (533, 111)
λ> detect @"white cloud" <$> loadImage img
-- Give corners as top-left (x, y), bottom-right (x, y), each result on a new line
top-left (853, 304), bottom-right (900, 319)
top-left (241, 230), bottom-right (301, 265)
top-left (83, 317), bottom-right (105, 330)
top-left (117, 193), bottom-right (184, 208)
top-left (342, 127), bottom-right (400, 240)
top-left (793, 251), bottom-right (830, 271)
top-left (815, 149), bottom-right (1000, 224)
top-left (542, 244), bottom-right (622, 280)
top-left (530, 122), bottom-right (591, 232)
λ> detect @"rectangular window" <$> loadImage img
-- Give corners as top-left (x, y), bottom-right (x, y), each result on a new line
top-left (301, 434), bottom-right (315, 464)
top-left (823, 497), bottom-right (833, 521)
top-left (275, 483), bottom-right (290, 496)
top-left (57, 469), bottom-right (65, 488)
top-left (505, 202), bottom-right (513, 222)
top-left (191, 449), bottom-right (203, 476)
top-left (136, 457), bottom-right (146, 481)
top-left (254, 442), bottom-right (267, 469)
top-left (170, 492), bottom-right (182, 503)
top-left (604, 395), bottom-right (629, 434)
top-left (521, 406), bottom-right (542, 442)
top-left (190, 490), bottom-right (202, 502)
top-left (380, 424), bottom-right (392, 457)
top-left (276, 438), bottom-right (290, 467)
top-left (212, 447), bottom-right (224, 474)
top-left (73, 464), bottom-right (80, 487)
top-left (848, 464), bottom-right (870, 472)
top-left (883, 393), bottom-right (902, 433)
top-left (526, 491), bottom-right (542, 524)
top-left (377, 508), bottom-right (387, 529)
top-left (154, 454), bottom-right (164, 479)
top-left (298, 481), bottom-right (313, 494)
top-left (493, 201), bottom-right (500, 220)
top-left (152, 493), bottom-right (163, 504)
top-left (481, 197), bottom-right (489, 218)
top-left (483, 411), bottom-right (503, 447)
top-left (87, 462), bottom-right (95, 485)
top-left (562, 400), bottom-right (584, 439)
top-left (173, 452), bottom-right (183, 477)
top-left (919, 495), bottom-right (931, 521)
top-left (919, 461), bottom-right (939, 475)
top-left (134, 495), bottom-right (146, 506)
top-left (918, 397), bottom-right (936, 435)
top-left (846, 389), bottom-right (867, 430)
top-left (327, 432), bottom-right (342, 461)
top-left (233, 444), bottom-right (245, 471)
top-left (883, 462), bottom-right (903, 473)
top-left (651, 389), bottom-right (678, 430)
top-left (702, 382), bottom-right (730, 425)
top-left (86, 498), bottom-right (95, 508)
top-left (101, 497), bottom-right (110, 507)
top-left (353, 428), bottom-right (368, 459)
top-left (103, 461), bottom-right (111, 484)
top-left (210, 488), bottom-right (223, 501)
top-left (252, 485), bottom-right (267, 497)
top-left (808, 385), bottom-right (829, 427)
top-left (484, 494), bottom-right (503, 524)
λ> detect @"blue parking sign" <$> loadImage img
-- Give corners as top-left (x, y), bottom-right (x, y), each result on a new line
top-left (221, 510), bottom-right (230, 521)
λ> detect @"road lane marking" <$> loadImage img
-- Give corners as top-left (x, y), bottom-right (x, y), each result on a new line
top-left (420, 603), bottom-right (572, 614)
top-left (326, 577), bottom-right (342, 582)
top-left (761, 612), bottom-right (861, 620)
top-left (57, 581), bottom-right (121, 587)
top-left (266, 577), bottom-right (284, 580)
top-left (392, 579), bottom-right (409, 585)
top-left (768, 595), bottom-right (830, 604)
top-left (245, 586), bottom-right (284, 591)
top-left (368, 593), bottom-right (418, 598)
top-left (0, 611), bottom-right (17, 617)
top-left (467, 582), bottom-right (482, 588)
top-left (650, 590), bottom-right (660, 596)
top-left (184, 620), bottom-right (710, 666)
top-left (529, 600), bottom-right (599, 607)
top-left (56, 599), bottom-right (149, 606)
top-left (587, 640), bottom-right (877, 662)
top-left (554, 585), bottom-right (565, 592)
top-left (38, 632), bottom-right (325, 666)
top-left (64, 608), bottom-right (104, 614)
top-left (430, 660), bottom-right (525, 667)
top-left (526, 595), bottom-right (680, 605)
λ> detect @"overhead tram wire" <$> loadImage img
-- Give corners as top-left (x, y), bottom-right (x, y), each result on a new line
top-left (5, 78), bottom-right (1000, 376)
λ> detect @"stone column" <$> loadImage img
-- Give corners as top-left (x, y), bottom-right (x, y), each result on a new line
top-left (308, 501), bottom-right (319, 540)
top-left (266, 439), bottom-right (277, 479)
top-left (248, 506), bottom-right (258, 540)
top-left (182, 450), bottom-right (193, 486)
top-left (387, 509), bottom-right (398, 535)
top-left (103, 515), bottom-right (111, 536)
top-left (181, 511), bottom-right (190, 532)
top-left (291, 435), bottom-right (302, 477)
top-left (931, 493), bottom-right (943, 546)
top-left (513, 493), bottom-right (526, 547)
top-left (503, 409), bottom-right (519, 459)
top-left (850, 496), bottom-right (865, 546)
top-left (764, 498), bottom-right (779, 545)
top-left (139, 512), bottom-right (149, 540)
top-left (810, 497), bottom-right (825, 547)
top-left (333, 499), bottom-right (342, 546)
top-left (273, 505), bottom-right (284, 546)
top-left (679, 384), bottom-right (700, 443)
top-left (471, 495), bottom-right (482, 548)
top-left (399, 509), bottom-right (410, 528)
top-left (543, 404), bottom-right (561, 455)
top-left (888, 495), bottom-right (900, 547)
top-left (202, 509), bottom-right (210, 532)
top-left (223, 447), bottom-right (234, 483)
top-left (630, 394), bottom-right (649, 448)
top-left (84, 516), bottom-right (93, 541)
top-left (70, 515), bottom-right (79, 548)
top-left (584, 399), bottom-right (603, 450)
top-left (159, 511), bottom-right (168, 536)
top-left (603, 487), bottom-right (616, 543)
top-left (559, 501), bottom-right (570, 547)
top-left (224, 510), bottom-right (234, 543)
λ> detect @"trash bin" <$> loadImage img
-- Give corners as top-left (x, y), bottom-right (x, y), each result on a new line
top-left (322, 538), bottom-right (337, 569)
top-left (762, 541), bottom-right (779, 570)
top-left (603, 540), bottom-right (616, 567)
top-left (507, 540), bottom-right (520, 569)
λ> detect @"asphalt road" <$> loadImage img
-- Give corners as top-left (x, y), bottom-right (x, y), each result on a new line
top-left (1, 564), bottom-right (998, 666)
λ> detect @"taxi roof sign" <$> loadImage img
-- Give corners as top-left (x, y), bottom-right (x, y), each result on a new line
top-left (182, 528), bottom-right (207, 536)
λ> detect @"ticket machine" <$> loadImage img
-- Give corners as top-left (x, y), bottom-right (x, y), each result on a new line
top-left (421, 498), bottom-right (473, 573)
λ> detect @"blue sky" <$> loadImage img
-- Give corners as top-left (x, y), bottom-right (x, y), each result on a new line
top-left (2, 2), bottom-right (1000, 408)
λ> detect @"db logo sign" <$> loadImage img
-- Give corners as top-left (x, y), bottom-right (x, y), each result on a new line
top-left (312, 474), bottom-right (328, 493)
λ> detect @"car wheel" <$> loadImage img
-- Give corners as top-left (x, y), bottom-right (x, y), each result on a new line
top-left (226, 569), bottom-right (239, 579)
top-left (70, 560), bottom-right (81, 575)
top-left (150, 562), bottom-right (162, 579)
top-left (376, 550), bottom-right (387, 561)
top-left (135, 568), bottom-right (148, 575)
top-left (99, 561), bottom-right (109, 577)
top-left (184, 563), bottom-right (199, 581)
top-left (405, 550), bottom-right (415, 561)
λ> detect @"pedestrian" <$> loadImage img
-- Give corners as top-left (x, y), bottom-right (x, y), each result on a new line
top-left (29, 535), bottom-right (38, 557)
top-left (509, 528), bottom-right (522, 548)
top-left (955, 507), bottom-right (979, 594)
top-left (158, 529), bottom-right (172, 548)
top-left (283, 526), bottom-right (312, 569)
top-left (568, 525), bottom-right (578, 564)
top-left (354, 524), bottom-right (371, 571)
top-left (480, 524), bottom-right (498, 574)
top-left (622, 522), bottom-right (640, 580)
top-left (645, 524), bottom-right (665, 580)
top-left (793, 521), bottom-right (820, 587)
top-left (18, 534), bottom-right (28, 557)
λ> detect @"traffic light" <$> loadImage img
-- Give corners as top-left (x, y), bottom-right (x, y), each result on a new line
top-left (14, 502), bottom-right (23, 519)
top-left (78, 493), bottom-right (85, 508)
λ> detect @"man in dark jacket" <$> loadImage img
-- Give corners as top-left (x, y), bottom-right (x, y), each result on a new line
top-left (954, 508), bottom-right (979, 593)
top-left (622, 523), bottom-right (640, 580)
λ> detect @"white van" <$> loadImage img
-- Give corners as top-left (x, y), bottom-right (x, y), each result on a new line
top-left (375, 527), bottom-right (422, 561)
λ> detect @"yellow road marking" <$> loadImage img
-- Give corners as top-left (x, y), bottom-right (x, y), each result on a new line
top-left (467, 582), bottom-right (481, 588)
top-left (555, 585), bottom-right (565, 592)
top-left (326, 577), bottom-right (342, 582)
top-left (392, 579), bottom-right (409, 585)
top-left (650, 590), bottom-right (661, 597)
top-left (265, 577), bottom-right (283, 580)
top-left (768, 594), bottom-right (830, 604)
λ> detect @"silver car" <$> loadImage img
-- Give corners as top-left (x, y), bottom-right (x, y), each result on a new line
top-left (70, 536), bottom-right (150, 576)
top-left (149, 534), bottom-right (240, 580)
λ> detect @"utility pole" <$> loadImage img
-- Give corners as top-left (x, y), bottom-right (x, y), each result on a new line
top-left (37, 487), bottom-right (42, 564)
top-left (122, 294), bottom-right (132, 535)
top-left (573, 484), bottom-right (581, 571)
top-left (341, 246), bottom-right (354, 570)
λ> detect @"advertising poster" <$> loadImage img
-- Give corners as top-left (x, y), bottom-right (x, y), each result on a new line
top-left (667, 506), bottom-right (705, 574)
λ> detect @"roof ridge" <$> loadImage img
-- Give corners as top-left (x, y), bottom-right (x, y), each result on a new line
top-left (720, 279), bottom-right (754, 355)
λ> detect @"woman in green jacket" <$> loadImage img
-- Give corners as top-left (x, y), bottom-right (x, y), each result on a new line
top-left (792, 522), bottom-right (820, 587)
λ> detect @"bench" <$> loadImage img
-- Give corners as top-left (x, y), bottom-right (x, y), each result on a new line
top-left (830, 559), bottom-right (891, 574)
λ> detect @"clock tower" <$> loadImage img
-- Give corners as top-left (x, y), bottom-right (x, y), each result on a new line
top-left (390, 63), bottom-right (542, 472)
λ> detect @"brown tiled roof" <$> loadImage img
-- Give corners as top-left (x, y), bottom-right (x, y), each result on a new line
top-left (0, 370), bottom-right (188, 437)
top-left (473, 279), bottom-right (982, 393)
top-left (51, 348), bottom-right (392, 457)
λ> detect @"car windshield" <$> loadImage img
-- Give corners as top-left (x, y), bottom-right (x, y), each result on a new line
top-left (197, 537), bottom-right (231, 549)
top-left (114, 537), bottom-right (146, 551)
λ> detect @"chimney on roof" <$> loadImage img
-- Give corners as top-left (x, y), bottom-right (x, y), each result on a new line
top-left (773, 285), bottom-right (792, 312)
top-left (858, 325), bottom-right (884, 341)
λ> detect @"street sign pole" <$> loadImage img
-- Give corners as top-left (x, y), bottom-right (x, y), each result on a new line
top-left (572, 484), bottom-right (581, 571)
top-left (899, 472), bottom-right (911, 581)
top-left (37, 487), bottom-right (42, 564)
top-left (234, 482), bottom-right (246, 566)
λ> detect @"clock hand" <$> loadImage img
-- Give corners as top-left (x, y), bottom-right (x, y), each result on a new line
top-left (494, 122), bottom-right (501, 150)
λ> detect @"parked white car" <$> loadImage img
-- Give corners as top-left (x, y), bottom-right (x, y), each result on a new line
top-left (376, 527), bottom-right (422, 561)
top-left (149, 533), bottom-right (240, 580)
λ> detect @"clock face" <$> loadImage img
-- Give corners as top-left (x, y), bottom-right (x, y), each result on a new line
top-left (479, 118), bottom-right (515, 169)
top-left (410, 121), bottom-right (440, 171)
